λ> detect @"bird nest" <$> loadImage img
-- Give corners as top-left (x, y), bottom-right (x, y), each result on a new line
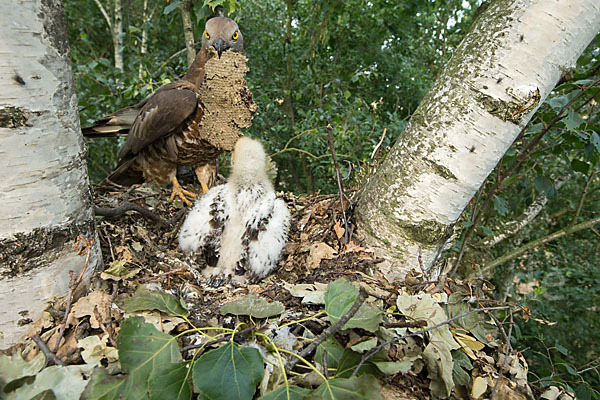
top-left (196, 48), bottom-right (258, 151)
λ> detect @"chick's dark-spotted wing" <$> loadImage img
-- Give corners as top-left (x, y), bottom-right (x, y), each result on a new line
top-left (118, 83), bottom-right (200, 159)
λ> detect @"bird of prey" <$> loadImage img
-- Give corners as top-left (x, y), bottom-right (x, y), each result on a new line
top-left (83, 17), bottom-right (255, 205)
top-left (179, 137), bottom-right (290, 285)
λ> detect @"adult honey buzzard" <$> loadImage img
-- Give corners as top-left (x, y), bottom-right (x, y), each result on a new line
top-left (83, 17), bottom-right (256, 205)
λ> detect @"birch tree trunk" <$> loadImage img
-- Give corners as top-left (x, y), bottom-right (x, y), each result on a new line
top-left (356, 0), bottom-right (600, 281)
top-left (113, 0), bottom-right (124, 71)
top-left (93, 0), bottom-right (124, 71)
top-left (180, 0), bottom-right (196, 67)
top-left (0, 0), bottom-right (102, 349)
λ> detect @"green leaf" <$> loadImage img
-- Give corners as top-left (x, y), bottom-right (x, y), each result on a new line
top-left (324, 279), bottom-right (383, 332)
top-left (315, 337), bottom-right (345, 370)
top-left (0, 351), bottom-right (45, 385)
top-left (554, 343), bottom-right (569, 355)
top-left (6, 365), bottom-right (92, 400)
top-left (492, 195), bottom-right (509, 216)
top-left (220, 294), bottom-right (285, 318)
top-left (533, 176), bottom-right (556, 198)
top-left (149, 362), bottom-right (192, 400)
top-left (306, 375), bottom-right (382, 400)
top-left (83, 317), bottom-right (183, 400)
top-left (423, 342), bottom-right (455, 398)
top-left (451, 350), bottom-right (472, 386)
top-left (590, 131), bottom-right (600, 153)
top-left (570, 159), bottom-right (590, 174)
top-left (192, 342), bottom-right (263, 400)
top-left (564, 109), bottom-right (586, 131)
top-left (372, 359), bottom-right (414, 375)
top-left (335, 349), bottom-right (382, 378)
top-left (259, 385), bottom-right (311, 400)
top-left (119, 286), bottom-right (188, 317)
top-left (344, 90), bottom-right (351, 99)
top-left (163, 0), bottom-right (181, 15)
top-left (350, 337), bottom-right (378, 353)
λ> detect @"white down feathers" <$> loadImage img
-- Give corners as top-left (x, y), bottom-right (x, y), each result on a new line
top-left (179, 137), bottom-right (290, 283)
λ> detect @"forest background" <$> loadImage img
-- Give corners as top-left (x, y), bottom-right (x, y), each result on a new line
top-left (64, 0), bottom-right (599, 394)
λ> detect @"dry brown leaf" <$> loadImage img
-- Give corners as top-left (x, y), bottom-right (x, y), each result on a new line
top-left (307, 242), bottom-right (337, 270)
top-left (68, 290), bottom-right (114, 329)
top-left (333, 221), bottom-right (345, 240)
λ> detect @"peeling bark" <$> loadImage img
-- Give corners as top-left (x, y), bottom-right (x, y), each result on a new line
top-left (356, 0), bottom-right (600, 281)
top-left (0, 0), bottom-right (101, 348)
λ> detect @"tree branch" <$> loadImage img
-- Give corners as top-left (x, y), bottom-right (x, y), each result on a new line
top-left (483, 216), bottom-right (600, 272)
top-left (93, 0), bottom-right (112, 30)
top-left (286, 287), bottom-right (367, 374)
top-left (484, 174), bottom-right (571, 247)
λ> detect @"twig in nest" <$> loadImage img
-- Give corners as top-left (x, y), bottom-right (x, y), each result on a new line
top-left (286, 287), bottom-right (368, 374)
top-left (382, 320), bottom-right (427, 329)
top-left (181, 326), bottom-right (254, 353)
top-left (32, 335), bottom-right (66, 366)
top-left (351, 305), bottom-right (510, 377)
top-left (140, 267), bottom-right (192, 282)
top-left (490, 309), bottom-right (514, 398)
top-left (94, 200), bottom-right (171, 228)
top-left (53, 236), bottom-right (93, 354)
top-left (326, 123), bottom-right (349, 246)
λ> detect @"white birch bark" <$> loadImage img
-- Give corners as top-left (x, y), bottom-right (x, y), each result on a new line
top-left (356, 0), bottom-right (600, 281)
top-left (113, 0), bottom-right (124, 71)
top-left (93, 0), bottom-right (124, 71)
top-left (0, 0), bottom-right (101, 349)
top-left (180, 0), bottom-right (196, 67)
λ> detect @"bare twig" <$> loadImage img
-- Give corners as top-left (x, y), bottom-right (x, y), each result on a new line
top-left (181, 326), bottom-right (254, 353)
top-left (32, 335), bottom-right (66, 366)
top-left (326, 124), bottom-right (349, 246)
top-left (95, 200), bottom-right (171, 228)
top-left (139, 267), bottom-right (192, 282)
top-left (370, 128), bottom-right (387, 159)
top-left (286, 287), bottom-right (368, 373)
top-left (491, 309), bottom-right (514, 398)
top-left (572, 170), bottom-right (597, 226)
top-left (382, 320), bottom-right (427, 329)
top-left (53, 236), bottom-right (93, 353)
top-left (351, 306), bottom-right (510, 377)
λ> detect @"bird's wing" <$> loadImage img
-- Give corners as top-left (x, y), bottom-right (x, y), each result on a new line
top-left (82, 99), bottom-right (148, 138)
top-left (246, 198), bottom-right (290, 279)
top-left (179, 184), bottom-right (230, 264)
top-left (118, 82), bottom-right (200, 159)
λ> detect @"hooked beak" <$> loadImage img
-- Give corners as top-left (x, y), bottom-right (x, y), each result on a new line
top-left (213, 38), bottom-right (226, 58)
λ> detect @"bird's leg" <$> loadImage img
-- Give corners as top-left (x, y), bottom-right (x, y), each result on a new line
top-left (169, 176), bottom-right (197, 206)
top-left (194, 163), bottom-right (218, 194)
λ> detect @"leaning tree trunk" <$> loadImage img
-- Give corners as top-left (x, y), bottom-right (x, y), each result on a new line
top-left (356, 0), bottom-right (600, 281)
top-left (0, 0), bottom-right (101, 349)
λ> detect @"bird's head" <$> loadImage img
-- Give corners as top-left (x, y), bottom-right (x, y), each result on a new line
top-left (230, 137), bottom-right (269, 185)
top-left (202, 17), bottom-right (244, 58)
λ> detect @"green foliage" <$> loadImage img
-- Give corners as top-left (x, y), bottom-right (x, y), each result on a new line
top-left (324, 278), bottom-right (382, 332)
top-left (220, 293), bottom-right (285, 318)
top-left (84, 317), bottom-right (185, 399)
top-left (119, 286), bottom-right (188, 316)
top-left (192, 342), bottom-right (264, 399)
top-left (65, 0), bottom-right (478, 189)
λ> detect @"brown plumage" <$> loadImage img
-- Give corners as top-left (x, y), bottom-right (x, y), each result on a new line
top-left (83, 17), bottom-right (252, 204)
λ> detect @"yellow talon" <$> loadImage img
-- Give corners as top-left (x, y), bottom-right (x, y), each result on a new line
top-left (169, 176), bottom-right (196, 206)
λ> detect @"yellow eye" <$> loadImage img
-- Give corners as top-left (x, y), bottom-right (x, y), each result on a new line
top-left (232, 31), bottom-right (239, 40)
top-left (204, 30), bottom-right (210, 39)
